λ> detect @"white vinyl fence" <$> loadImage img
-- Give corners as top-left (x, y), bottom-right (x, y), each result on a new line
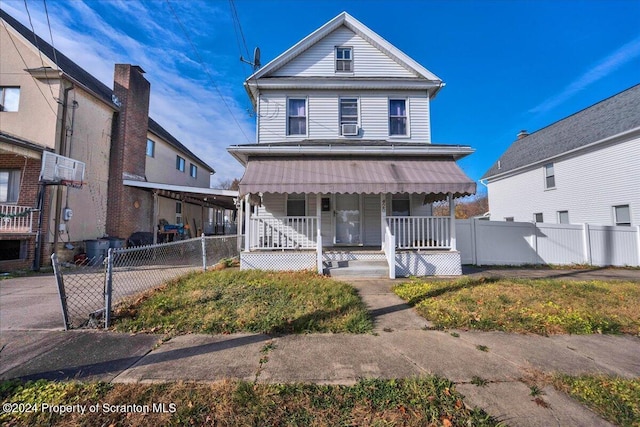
top-left (457, 219), bottom-right (640, 267)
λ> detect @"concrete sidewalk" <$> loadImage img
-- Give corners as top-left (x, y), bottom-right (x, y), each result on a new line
top-left (1, 271), bottom-right (639, 426)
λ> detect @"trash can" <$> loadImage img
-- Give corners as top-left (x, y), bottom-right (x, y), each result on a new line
top-left (104, 237), bottom-right (125, 249)
top-left (85, 239), bottom-right (109, 266)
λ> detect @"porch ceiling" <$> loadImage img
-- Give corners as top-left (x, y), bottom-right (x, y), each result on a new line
top-left (239, 156), bottom-right (476, 200)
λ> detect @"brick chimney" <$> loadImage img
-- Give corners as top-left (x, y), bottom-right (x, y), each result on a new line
top-left (106, 64), bottom-right (153, 239)
top-left (517, 129), bottom-right (529, 140)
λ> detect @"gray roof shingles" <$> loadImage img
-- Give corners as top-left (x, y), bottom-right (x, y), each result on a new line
top-left (1, 8), bottom-right (214, 173)
top-left (482, 83), bottom-right (640, 179)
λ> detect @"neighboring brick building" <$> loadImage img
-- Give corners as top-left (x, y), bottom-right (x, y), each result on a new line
top-left (0, 9), bottom-right (235, 271)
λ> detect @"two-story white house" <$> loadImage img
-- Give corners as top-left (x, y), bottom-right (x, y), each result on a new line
top-left (228, 12), bottom-right (476, 277)
top-left (482, 84), bottom-right (640, 227)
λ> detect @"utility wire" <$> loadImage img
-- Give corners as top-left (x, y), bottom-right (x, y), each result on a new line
top-left (229, 0), bottom-right (250, 60)
top-left (23, 0), bottom-right (56, 101)
top-left (42, 0), bottom-right (59, 69)
top-left (0, 17), bottom-right (57, 116)
top-left (164, 0), bottom-right (251, 143)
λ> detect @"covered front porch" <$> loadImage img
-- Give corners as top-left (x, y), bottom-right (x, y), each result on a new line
top-left (239, 192), bottom-right (461, 278)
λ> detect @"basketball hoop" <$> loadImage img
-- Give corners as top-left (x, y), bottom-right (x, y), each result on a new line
top-left (60, 180), bottom-right (84, 189)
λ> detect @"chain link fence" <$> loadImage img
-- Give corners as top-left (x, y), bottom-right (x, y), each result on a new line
top-left (52, 235), bottom-right (238, 329)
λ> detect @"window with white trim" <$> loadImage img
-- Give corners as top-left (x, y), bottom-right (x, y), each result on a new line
top-left (389, 99), bottom-right (407, 136)
top-left (146, 139), bottom-right (155, 157)
top-left (0, 170), bottom-right (20, 203)
top-left (339, 98), bottom-right (358, 135)
top-left (190, 163), bottom-right (197, 178)
top-left (176, 156), bottom-right (185, 172)
top-left (534, 213), bottom-right (543, 223)
top-left (391, 194), bottom-right (410, 216)
top-left (287, 98), bottom-right (306, 135)
top-left (557, 210), bottom-right (569, 224)
top-left (0, 87), bottom-right (20, 112)
top-left (544, 163), bottom-right (555, 189)
top-left (335, 47), bottom-right (352, 72)
top-left (286, 194), bottom-right (306, 216)
top-left (614, 205), bottom-right (631, 226)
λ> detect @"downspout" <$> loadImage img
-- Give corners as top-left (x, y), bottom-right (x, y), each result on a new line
top-left (52, 85), bottom-right (74, 255)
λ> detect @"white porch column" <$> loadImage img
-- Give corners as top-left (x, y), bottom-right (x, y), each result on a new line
top-left (243, 194), bottom-right (250, 252)
top-left (316, 194), bottom-right (322, 274)
top-left (380, 193), bottom-right (387, 249)
top-left (448, 192), bottom-right (457, 251)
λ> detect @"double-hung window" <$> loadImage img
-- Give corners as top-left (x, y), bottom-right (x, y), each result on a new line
top-left (339, 98), bottom-right (358, 135)
top-left (176, 156), bottom-right (185, 172)
top-left (0, 87), bottom-right (20, 112)
top-left (544, 163), bottom-right (555, 189)
top-left (146, 139), bottom-right (155, 157)
top-left (557, 211), bottom-right (569, 224)
top-left (0, 170), bottom-right (21, 203)
top-left (190, 164), bottom-right (197, 178)
top-left (614, 205), bottom-right (631, 226)
top-left (286, 194), bottom-right (306, 216)
top-left (288, 98), bottom-right (306, 136)
top-left (391, 194), bottom-right (410, 216)
top-left (389, 99), bottom-right (407, 136)
top-left (335, 47), bottom-right (352, 72)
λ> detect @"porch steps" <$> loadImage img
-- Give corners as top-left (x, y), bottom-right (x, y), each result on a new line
top-left (324, 259), bottom-right (389, 278)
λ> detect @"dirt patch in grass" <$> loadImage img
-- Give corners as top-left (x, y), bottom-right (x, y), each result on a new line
top-left (553, 375), bottom-right (640, 426)
top-left (393, 277), bottom-right (640, 335)
top-left (0, 377), bottom-right (501, 427)
top-left (112, 270), bottom-right (372, 335)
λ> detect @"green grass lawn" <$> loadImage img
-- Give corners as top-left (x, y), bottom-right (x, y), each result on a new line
top-left (553, 375), bottom-right (640, 427)
top-left (0, 377), bottom-right (500, 427)
top-left (113, 269), bottom-right (373, 335)
top-left (393, 277), bottom-right (640, 335)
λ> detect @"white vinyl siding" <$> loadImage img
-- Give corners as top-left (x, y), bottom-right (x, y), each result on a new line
top-left (258, 91), bottom-right (430, 143)
top-left (272, 26), bottom-right (416, 78)
top-left (487, 135), bottom-right (640, 226)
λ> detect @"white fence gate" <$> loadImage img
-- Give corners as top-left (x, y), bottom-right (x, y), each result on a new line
top-left (457, 219), bottom-right (640, 267)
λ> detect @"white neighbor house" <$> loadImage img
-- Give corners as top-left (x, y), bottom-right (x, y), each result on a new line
top-left (482, 84), bottom-right (640, 227)
top-left (228, 12), bottom-right (476, 277)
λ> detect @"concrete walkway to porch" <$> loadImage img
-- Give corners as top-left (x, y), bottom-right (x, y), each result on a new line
top-left (1, 268), bottom-right (638, 426)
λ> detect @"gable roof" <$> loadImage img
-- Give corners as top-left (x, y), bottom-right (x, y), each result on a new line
top-left (0, 8), bottom-right (214, 173)
top-left (246, 11), bottom-right (442, 86)
top-left (482, 83), bottom-right (640, 180)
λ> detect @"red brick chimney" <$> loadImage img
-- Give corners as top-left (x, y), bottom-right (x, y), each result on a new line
top-left (106, 64), bottom-right (153, 239)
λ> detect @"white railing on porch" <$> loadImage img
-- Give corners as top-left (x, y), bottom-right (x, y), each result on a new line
top-left (386, 216), bottom-right (451, 249)
top-left (249, 216), bottom-right (318, 250)
top-left (0, 204), bottom-right (35, 233)
top-left (383, 224), bottom-right (396, 279)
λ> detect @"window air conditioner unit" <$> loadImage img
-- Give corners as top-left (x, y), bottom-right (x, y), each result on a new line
top-left (342, 123), bottom-right (359, 136)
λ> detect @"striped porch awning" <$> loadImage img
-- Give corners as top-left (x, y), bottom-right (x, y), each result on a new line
top-left (239, 156), bottom-right (476, 200)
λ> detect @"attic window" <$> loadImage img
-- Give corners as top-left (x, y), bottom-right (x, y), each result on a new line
top-left (335, 47), bottom-right (352, 72)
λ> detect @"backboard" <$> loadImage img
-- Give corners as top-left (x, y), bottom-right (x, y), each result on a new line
top-left (40, 151), bottom-right (85, 187)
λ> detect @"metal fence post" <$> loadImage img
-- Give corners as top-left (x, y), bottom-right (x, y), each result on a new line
top-left (51, 253), bottom-right (71, 330)
top-left (104, 248), bottom-right (114, 328)
top-left (201, 233), bottom-right (207, 271)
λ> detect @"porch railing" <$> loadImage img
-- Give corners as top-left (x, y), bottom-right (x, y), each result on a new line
top-left (249, 216), bottom-right (318, 250)
top-left (0, 204), bottom-right (35, 233)
top-left (386, 216), bottom-right (451, 249)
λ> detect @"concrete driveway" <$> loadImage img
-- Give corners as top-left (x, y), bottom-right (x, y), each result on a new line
top-left (0, 275), bottom-right (64, 331)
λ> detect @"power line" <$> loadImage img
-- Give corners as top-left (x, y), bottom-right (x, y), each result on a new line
top-left (229, 0), bottom-right (250, 61)
top-left (22, 0), bottom-right (56, 101)
top-left (164, 0), bottom-right (251, 143)
top-left (42, 0), bottom-right (59, 69)
top-left (0, 17), bottom-right (57, 116)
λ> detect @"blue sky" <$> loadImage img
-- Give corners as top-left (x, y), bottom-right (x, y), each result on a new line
top-left (3, 0), bottom-right (639, 190)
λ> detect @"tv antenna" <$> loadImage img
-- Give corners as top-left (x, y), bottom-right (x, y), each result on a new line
top-left (240, 46), bottom-right (261, 71)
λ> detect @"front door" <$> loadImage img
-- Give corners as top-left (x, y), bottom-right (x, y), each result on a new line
top-left (335, 194), bottom-right (361, 245)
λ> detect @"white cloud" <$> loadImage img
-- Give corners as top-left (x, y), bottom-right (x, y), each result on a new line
top-left (3, 0), bottom-right (253, 185)
top-left (530, 34), bottom-right (640, 114)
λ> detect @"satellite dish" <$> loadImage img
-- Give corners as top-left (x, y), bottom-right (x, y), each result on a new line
top-left (240, 46), bottom-right (261, 71)
top-left (253, 47), bottom-right (261, 69)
